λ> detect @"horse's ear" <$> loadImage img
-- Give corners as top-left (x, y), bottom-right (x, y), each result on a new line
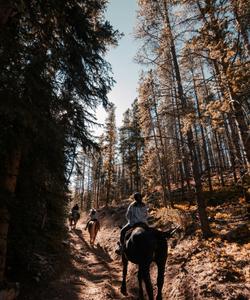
top-left (162, 230), bottom-right (172, 239)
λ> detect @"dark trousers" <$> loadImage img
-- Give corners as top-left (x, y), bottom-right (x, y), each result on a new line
top-left (120, 222), bottom-right (149, 245)
top-left (120, 223), bottom-right (132, 245)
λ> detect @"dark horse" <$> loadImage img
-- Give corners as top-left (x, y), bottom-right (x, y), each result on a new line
top-left (121, 225), bottom-right (176, 300)
top-left (87, 220), bottom-right (100, 245)
top-left (69, 211), bottom-right (80, 230)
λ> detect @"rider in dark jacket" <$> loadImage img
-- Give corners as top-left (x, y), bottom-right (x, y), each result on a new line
top-left (71, 204), bottom-right (80, 219)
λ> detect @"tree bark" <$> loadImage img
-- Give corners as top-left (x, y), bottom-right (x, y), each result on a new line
top-left (190, 64), bottom-right (213, 191)
top-left (0, 149), bottom-right (21, 282)
top-left (163, 0), bottom-right (211, 236)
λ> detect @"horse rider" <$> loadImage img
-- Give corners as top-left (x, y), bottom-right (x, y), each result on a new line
top-left (115, 192), bottom-right (148, 255)
top-left (85, 208), bottom-right (99, 230)
top-left (71, 203), bottom-right (80, 220)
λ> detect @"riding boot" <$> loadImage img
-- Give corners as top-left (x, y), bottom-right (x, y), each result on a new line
top-left (115, 241), bottom-right (123, 255)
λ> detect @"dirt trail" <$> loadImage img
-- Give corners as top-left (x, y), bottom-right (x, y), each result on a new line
top-left (20, 203), bottom-right (250, 300)
top-left (48, 210), bottom-right (139, 300)
top-left (67, 222), bottom-right (126, 300)
top-left (48, 209), bottom-right (194, 300)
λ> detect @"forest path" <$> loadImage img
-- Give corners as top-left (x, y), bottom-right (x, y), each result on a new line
top-left (20, 202), bottom-right (250, 300)
top-left (59, 208), bottom-right (189, 300)
top-left (59, 212), bottom-right (203, 300)
top-left (52, 209), bottom-right (139, 300)
top-left (65, 222), bottom-right (127, 300)
top-left (51, 219), bottom-right (125, 300)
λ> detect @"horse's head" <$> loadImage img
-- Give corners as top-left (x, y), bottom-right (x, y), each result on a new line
top-left (161, 225), bottom-right (181, 239)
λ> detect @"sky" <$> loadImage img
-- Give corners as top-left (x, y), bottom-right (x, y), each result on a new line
top-left (96, 0), bottom-right (141, 130)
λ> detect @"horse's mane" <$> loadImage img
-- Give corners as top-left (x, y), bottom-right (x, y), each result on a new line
top-left (153, 226), bottom-right (180, 240)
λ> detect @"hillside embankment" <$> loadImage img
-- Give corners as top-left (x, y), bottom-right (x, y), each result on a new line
top-left (19, 198), bottom-right (249, 300)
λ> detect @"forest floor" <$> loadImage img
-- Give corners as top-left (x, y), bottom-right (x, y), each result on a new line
top-left (19, 198), bottom-right (250, 300)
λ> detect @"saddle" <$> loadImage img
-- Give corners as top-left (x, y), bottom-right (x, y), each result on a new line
top-left (91, 218), bottom-right (98, 222)
top-left (124, 222), bottom-right (149, 241)
top-left (89, 219), bottom-right (100, 229)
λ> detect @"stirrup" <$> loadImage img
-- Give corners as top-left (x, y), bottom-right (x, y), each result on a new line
top-left (115, 244), bottom-right (123, 255)
top-left (115, 248), bottom-right (122, 255)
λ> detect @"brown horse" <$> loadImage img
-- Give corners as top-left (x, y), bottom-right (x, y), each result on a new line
top-left (121, 226), bottom-right (177, 300)
top-left (87, 220), bottom-right (100, 245)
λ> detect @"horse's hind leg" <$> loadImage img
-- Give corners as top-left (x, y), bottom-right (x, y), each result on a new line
top-left (92, 225), bottom-right (97, 245)
top-left (137, 268), bottom-right (144, 299)
top-left (140, 264), bottom-right (153, 300)
top-left (93, 231), bottom-right (97, 245)
top-left (90, 226), bottom-right (96, 245)
top-left (69, 218), bottom-right (73, 230)
top-left (90, 231), bottom-right (93, 245)
top-left (121, 254), bottom-right (128, 296)
top-left (156, 256), bottom-right (167, 300)
top-left (92, 232), bottom-right (96, 245)
top-left (74, 219), bottom-right (78, 229)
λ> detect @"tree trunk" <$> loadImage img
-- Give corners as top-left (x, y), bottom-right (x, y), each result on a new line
top-left (193, 122), bottom-right (203, 175)
top-left (191, 66), bottom-right (213, 191)
top-left (198, 0), bottom-right (250, 172)
top-left (0, 149), bottom-right (21, 282)
top-left (214, 132), bottom-right (225, 186)
top-left (171, 93), bottom-right (186, 200)
top-left (149, 101), bottom-right (169, 207)
top-left (163, 0), bottom-right (211, 237)
top-left (172, 83), bottom-right (192, 194)
top-left (0, 207), bottom-right (9, 282)
top-left (150, 78), bottom-right (173, 206)
top-left (231, 0), bottom-right (250, 56)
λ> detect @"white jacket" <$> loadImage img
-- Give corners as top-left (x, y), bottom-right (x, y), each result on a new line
top-left (126, 201), bottom-right (148, 226)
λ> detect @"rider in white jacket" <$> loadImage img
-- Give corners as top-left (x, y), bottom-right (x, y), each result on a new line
top-left (115, 192), bottom-right (148, 254)
top-left (126, 198), bottom-right (148, 226)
